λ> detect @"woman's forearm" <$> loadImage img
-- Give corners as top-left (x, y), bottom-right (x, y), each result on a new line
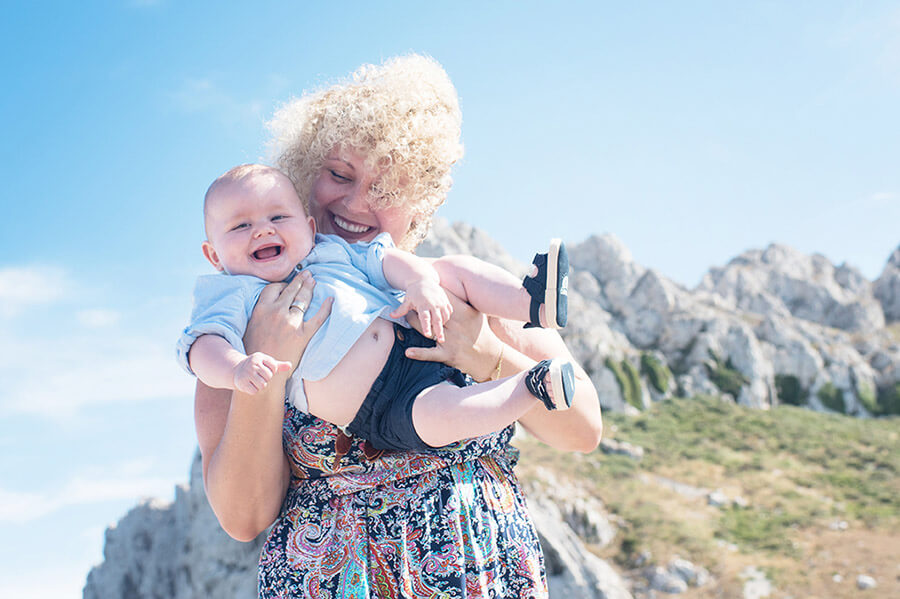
top-left (195, 380), bottom-right (290, 542)
top-left (488, 317), bottom-right (603, 452)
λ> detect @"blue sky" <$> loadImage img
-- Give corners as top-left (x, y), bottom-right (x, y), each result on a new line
top-left (1, 1), bottom-right (899, 596)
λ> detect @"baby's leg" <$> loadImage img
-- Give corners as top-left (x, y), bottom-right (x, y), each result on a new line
top-left (431, 254), bottom-right (532, 323)
top-left (412, 359), bottom-right (574, 448)
top-left (432, 239), bottom-right (567, 328)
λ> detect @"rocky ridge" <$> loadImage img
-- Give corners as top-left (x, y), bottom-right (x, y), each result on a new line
top-left (423, 220), bottom-right (900, 418)
top-left (83, 221), bottom-right (900, 598)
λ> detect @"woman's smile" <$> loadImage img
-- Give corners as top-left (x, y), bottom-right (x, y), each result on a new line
top-left (332, 213), bottom-right (372, 234)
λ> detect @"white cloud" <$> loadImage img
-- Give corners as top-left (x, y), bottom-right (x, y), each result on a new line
top-left (0, 334), bottom-right (193, 417)
top-left (0, 264), bottom-right (194, 418)
top-left (0, 265), bottom-right (70, 318)
top-left (168, 77), bottom-right (265, 127)
top-left (832, 6), bottom-right (900, 84)
top-left (869, 191), bottom-right (897, 204)
top-left (0, 568), bottom-right (88, 599)
top-left (77, 308), bottom-right (121, 327)
top-left (0, 458), bottom-right (178, 524)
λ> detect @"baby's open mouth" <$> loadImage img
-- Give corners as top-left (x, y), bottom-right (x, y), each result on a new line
top-left (252, 244), bottom-right (284, 261)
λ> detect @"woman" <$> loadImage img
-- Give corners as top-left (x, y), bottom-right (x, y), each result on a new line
top-left (195, 54), bottom-right (603, 598)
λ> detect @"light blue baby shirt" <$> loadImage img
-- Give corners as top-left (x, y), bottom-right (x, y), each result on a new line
top-left (176, 233), bottom-right (407, 412)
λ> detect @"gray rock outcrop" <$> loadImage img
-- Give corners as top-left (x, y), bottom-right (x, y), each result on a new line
top-left (83, 452), bottom-right (264, 599)
top-left (874, 245), bottom-right (900, 322)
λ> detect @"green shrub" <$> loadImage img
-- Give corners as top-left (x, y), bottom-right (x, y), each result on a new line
top-left (775, 374), bottom-right (808, 406)
top-left (623, 360), bottom-right (642, 405)
top-left (817, 383), bottom-right (845, 414)
top-left (857, 381), bottom-right (877, 414)
top-left (640, 353), bottom-right (672, 394)
top-left (705, 352), bottom-right (748, 398)
top-left (606, 357), bottom-right (643, 410)
top-left (876, 383), bottom-right (900, 416)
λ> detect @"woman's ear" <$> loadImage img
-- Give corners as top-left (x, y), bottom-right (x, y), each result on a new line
top-left (201, 241), bottom-right (225, 272)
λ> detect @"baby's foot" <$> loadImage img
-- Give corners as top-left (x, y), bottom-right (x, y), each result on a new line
top-left (525, 359), bottom-right (575, 410)
top-left (522, 238), bottom-right (568, 329)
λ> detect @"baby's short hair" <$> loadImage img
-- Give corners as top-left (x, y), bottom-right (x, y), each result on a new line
top-left (203, 164), bottom-right (298, 235)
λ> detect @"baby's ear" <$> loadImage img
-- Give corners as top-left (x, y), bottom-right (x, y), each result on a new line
top-left (308, 215), bottom-right (317, 236)
top-left (201, 241), bottom-right (225, 272)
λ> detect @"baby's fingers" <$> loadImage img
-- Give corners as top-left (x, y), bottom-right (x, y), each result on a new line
top-left (419, 310), bottom-right (432, 339)
top-left (444, 302), bottom-right (454, 321)
top-left (262, 355), bottom-right (292, 374)
top-left (431, 311), bottom-right (445, 343)
top-left (389, 299), bottom-right (412, 319)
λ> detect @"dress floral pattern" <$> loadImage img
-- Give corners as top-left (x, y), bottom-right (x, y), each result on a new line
top-left (258, 403), bottom-right (547, 598)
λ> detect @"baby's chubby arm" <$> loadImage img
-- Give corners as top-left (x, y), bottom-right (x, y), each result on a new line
top-left (189, 335), bottom-right (292, 395)
top-left (382, 248), bottom-right (453, 342)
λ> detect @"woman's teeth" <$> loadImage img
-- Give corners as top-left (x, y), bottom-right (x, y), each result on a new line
top-left (334, 214), bottom-right (371, 234)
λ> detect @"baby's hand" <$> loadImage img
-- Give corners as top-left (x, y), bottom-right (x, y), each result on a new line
top-left (390, 279), bottom-right (453, 342)
top-left (233, 352), bottom-right (293, 394)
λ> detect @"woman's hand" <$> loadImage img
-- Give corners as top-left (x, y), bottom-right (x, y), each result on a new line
top-left (408, 289), bottom-right (602, 453)
top-left (196, 270), bottom-right (333, 542)
top-left (244, 270), bottom-right (334, 367)
top-left (404, 291), bottom-right (504, 382)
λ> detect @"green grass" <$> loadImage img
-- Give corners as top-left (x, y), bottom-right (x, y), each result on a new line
top-left (518, 395), bottom-right (900, 572)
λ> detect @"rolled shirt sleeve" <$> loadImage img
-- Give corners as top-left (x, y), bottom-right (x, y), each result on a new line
top-left (175, 274), bottom-right (266, 375)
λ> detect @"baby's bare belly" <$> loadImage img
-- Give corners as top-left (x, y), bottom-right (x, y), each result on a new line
top-left (303, 317), bottom-right (396, 427)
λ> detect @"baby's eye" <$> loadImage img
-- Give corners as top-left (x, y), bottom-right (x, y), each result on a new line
top-left (229, 223), bottom-right (249, 232)
top-left (271, 215), bottom-right (287, 222)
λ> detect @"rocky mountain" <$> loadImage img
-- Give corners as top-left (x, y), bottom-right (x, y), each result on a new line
top-left (422, 220), bottom-right (900, 418)
top-left (83, 221), bottom-right (900, 598)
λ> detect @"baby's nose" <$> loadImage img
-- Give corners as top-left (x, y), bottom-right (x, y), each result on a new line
top-left (253, 223), bottom-right (275, 237)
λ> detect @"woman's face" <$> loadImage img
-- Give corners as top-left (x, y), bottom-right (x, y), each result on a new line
top-left (309, 148), bottom-right (414, 246)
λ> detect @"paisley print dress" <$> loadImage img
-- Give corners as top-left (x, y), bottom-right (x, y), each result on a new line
top-left (258, 403), bottom-right (547, 598)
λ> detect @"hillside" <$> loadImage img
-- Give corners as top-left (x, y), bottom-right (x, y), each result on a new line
top-left (84, 221), bottom-right (900, 598)
top-left (516, 396), bottom-right (899, 597)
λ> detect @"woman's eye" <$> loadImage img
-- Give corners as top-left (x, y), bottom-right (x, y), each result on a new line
top-left (330, 169), bottom-right (350, 182)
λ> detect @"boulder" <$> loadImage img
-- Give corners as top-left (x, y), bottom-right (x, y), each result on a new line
top-left (83, 452), bottom-right (264, 599)
top-left (874, 245), bottom-right (900, 322)
top-left (699, 243), bottom-right (885, 332)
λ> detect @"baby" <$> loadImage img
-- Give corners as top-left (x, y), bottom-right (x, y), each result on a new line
top-left (177, 164), bottom-right (574, 451)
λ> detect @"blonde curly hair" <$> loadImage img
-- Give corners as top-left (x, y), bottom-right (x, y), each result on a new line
top-left (267, 54), bottom-right (464, 249)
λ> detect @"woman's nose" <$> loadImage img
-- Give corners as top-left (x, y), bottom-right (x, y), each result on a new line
top-left (344, 185), bottom-right (370, 212)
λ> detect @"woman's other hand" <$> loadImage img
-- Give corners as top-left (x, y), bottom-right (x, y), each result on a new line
top-left (244, 270), bottom-right (333, 367)
top-left (405, 291), bottom-right (504, 382)
top-left (197, 271), bottom-right (333, 541)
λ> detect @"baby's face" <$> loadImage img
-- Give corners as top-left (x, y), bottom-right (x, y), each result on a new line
top-left (202, 173), bottom-right (316, 282)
